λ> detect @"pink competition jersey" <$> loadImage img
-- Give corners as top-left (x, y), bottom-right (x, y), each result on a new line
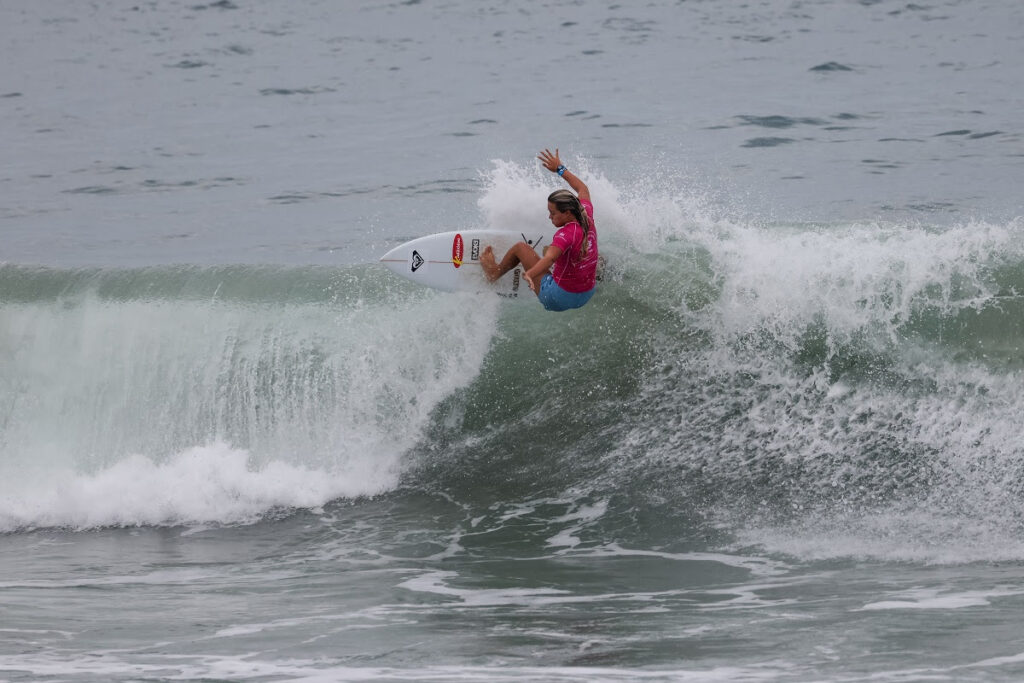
top-left (549, 199), bottom-right (598, 293)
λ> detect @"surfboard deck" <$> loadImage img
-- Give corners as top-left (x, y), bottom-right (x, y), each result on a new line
top-left (379, 230), bottom-right (546, 299)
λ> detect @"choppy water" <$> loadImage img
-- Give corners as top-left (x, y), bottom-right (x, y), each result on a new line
top-left (3, 1), bottom-right (1024, 681)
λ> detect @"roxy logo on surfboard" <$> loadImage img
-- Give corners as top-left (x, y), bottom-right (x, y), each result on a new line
top-left (410, 250), bottom-right (424, 272)
top-left (452, 234), bottom-right (464, 268)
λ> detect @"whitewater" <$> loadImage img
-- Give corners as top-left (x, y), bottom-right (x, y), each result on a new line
top-left (3, 1), bottom-right (1024, 681)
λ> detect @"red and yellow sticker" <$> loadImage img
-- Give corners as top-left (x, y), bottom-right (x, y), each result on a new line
top-left (452, 233), bottom-right (464, 268)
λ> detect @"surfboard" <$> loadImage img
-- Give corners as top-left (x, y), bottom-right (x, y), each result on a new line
top-left (379, 230), bottom-right (546, 299)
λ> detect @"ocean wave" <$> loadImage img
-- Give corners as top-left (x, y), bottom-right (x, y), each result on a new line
top-left (465, 160), bottom-right (1024, 563)
top-left (4, 163), bottom-right (1024, 563)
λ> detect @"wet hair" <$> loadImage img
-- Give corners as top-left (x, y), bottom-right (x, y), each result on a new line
top-left (547, 189), bottom-right (590, 259)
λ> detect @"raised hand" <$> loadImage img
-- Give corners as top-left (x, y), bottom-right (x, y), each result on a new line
top-left (538, 148), bottom-right (561, 173)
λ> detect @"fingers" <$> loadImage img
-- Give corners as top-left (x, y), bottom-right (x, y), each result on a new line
top-left (538, 147), bottom-right (562, 172)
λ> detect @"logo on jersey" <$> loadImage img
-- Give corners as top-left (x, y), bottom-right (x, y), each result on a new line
top-left (452, 233), bottom-right (464, 268)
top-left (471, 238), bottom-right (480, 260)
top-left (411, 250), bottom-right (424, 272)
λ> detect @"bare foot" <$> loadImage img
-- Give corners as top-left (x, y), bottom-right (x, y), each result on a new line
top-left (480, 246), bottom-right (501, 282)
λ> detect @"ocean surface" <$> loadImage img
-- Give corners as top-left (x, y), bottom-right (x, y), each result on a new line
top-left (3, 0), bottom-right (1024, 680)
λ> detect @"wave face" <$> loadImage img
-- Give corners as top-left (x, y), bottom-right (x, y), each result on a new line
top-left (5, 162), bottom-right (1024, 563)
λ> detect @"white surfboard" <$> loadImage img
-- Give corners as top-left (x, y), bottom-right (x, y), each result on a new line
top-left (379, 230), bottom-right (546, 299)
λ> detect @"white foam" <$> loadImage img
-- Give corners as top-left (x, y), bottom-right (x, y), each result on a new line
top-left (398, 570), bottom-right (572, 607)
top-left (545, 500), bottom-right (609, 549)
top-left (691, 218), bottom-right (1024, 353)
top-left (859, 588), bottom-right (1024, 611)
top-left (965, 651), bottom-right (1024, 669)
top-left (0, 284), bottom-right (500, 531)
top-left (206, 606), bottom-right (408, 640)
top-left (739, 505), bottom-right (1024, 565)
top-left (0, 652), bottom-right (790, 682)
top-left (0, 443), bottom-right (393, 531)
top-left (397, 568), bottom-right (805, 613)
top-left (571, 543), bottom-right (791, 577)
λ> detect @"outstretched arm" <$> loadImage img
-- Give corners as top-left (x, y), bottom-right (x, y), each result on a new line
top-left (538, 148), bottom-right (590, 202)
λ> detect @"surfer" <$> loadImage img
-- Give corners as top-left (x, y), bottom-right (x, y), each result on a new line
top-left (480, 148), bottom-right (598, 311)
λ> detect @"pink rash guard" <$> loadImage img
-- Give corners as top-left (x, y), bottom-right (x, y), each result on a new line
top-left (549, 198), bottom-right (598, 293)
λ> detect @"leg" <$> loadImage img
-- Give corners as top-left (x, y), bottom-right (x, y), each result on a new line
top-left (480, 242), bottom-right (543, 282)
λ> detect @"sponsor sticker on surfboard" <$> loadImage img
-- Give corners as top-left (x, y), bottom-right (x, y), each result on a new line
top-left (452, 234), bottom-right (464, 268)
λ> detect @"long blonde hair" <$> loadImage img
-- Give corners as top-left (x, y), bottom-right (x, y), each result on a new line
top-left (548, 189), bottom-right (590, 259)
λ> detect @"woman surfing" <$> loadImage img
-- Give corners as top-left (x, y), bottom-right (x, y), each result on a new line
top-left (480, 148), bottom-right (598, 312)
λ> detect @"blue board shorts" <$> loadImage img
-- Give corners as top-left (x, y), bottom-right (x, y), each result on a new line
top-left (538, 274), bottom-right (594, 312)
